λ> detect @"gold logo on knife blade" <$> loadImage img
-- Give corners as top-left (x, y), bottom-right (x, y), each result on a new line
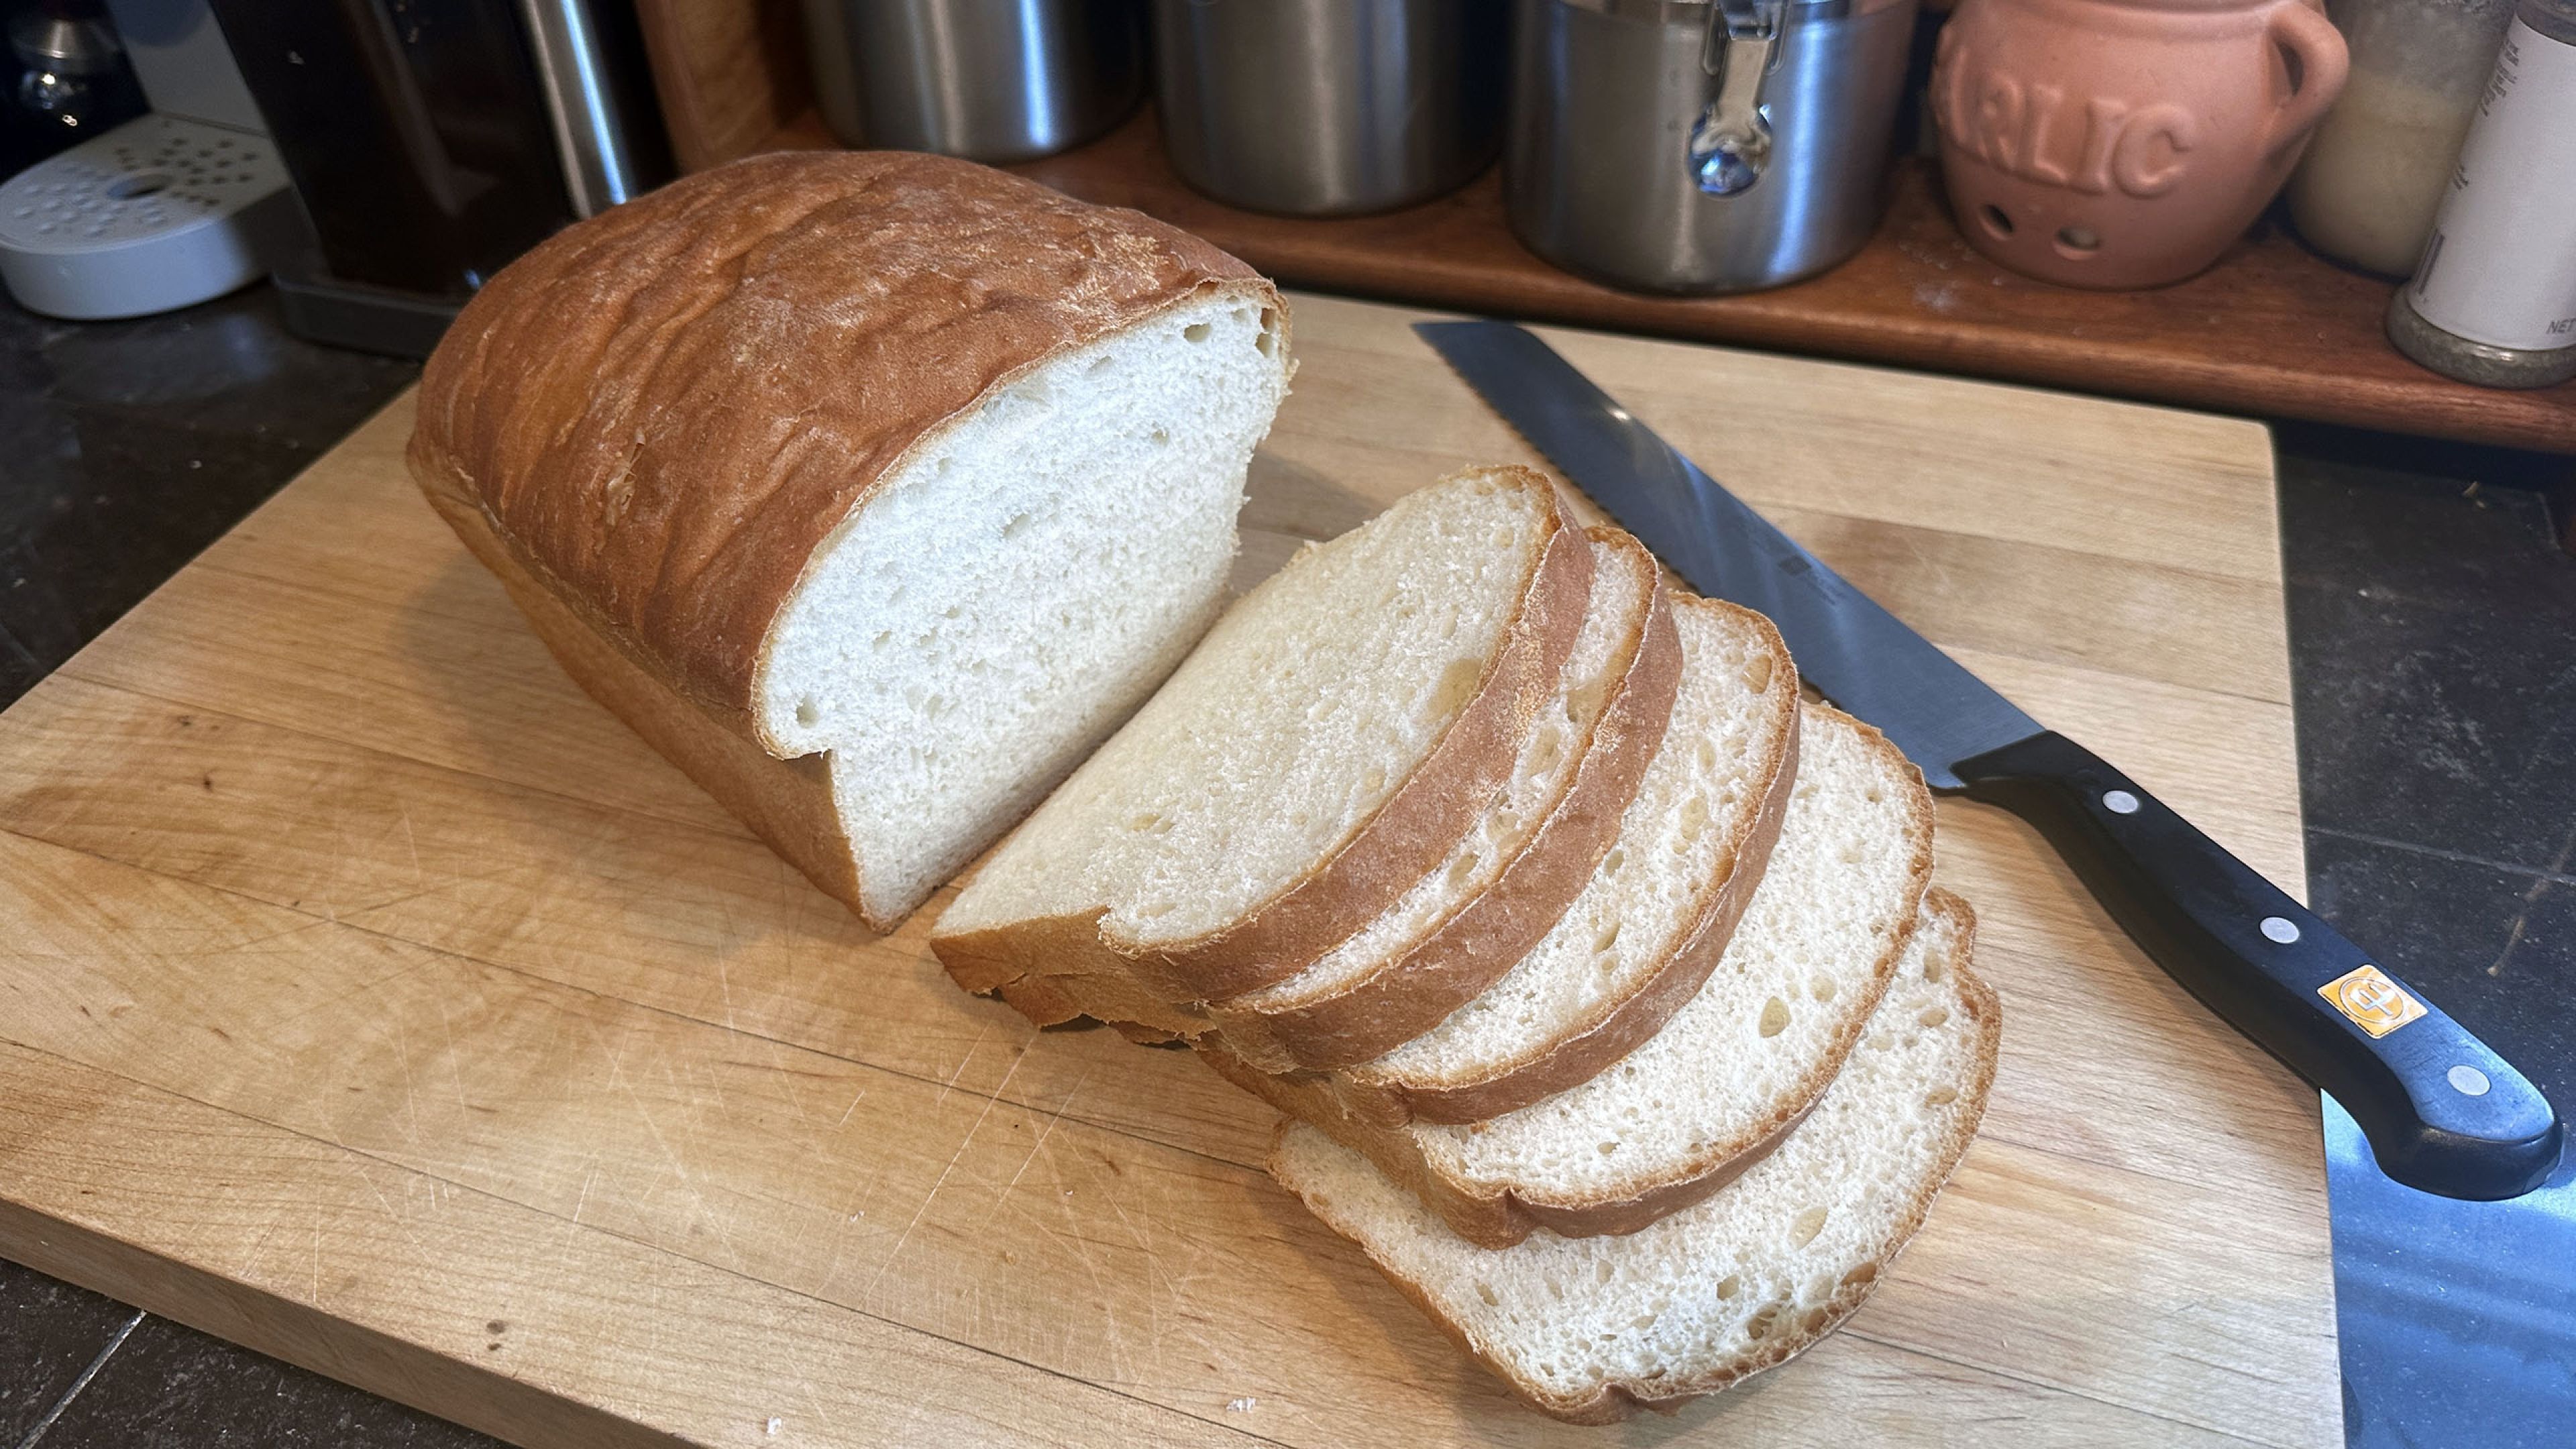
top-left (2318, 964), bottom-right (2425, 1038)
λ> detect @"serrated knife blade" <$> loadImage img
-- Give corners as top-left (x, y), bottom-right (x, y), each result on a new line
top-left (1416, 318), bottom-right (2035, 790)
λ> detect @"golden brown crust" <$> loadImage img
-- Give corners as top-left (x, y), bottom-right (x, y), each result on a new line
top-left (1208, 532), bottom-right (1683, 1072)
top-left (936, 904), bottom-right (1126, 999)
top-left (1268, 891), bottom-right (2001, 1424)
top-left (985, 970), bottom-right (1195, 1046)
top-left (1218, 704), bottom-right (1937, 1247)
top-left (1209, 1042), bottom-right (1809, 1248)
top-left (968, 941), bottom-right (1210, 1038)
top-left (417, 472), bottom-right (883, 926)
top-left (409, 150), bottom-right (1279, 742)
top-left (1104, 470), bottom-right (1595, 999)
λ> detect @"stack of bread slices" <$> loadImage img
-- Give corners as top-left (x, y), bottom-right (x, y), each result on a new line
top-left (932, 465), bottom-right (2001, 1424)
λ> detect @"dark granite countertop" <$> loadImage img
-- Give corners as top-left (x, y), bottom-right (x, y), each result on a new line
top-left (1, 285), bottom-right (2570, 1448)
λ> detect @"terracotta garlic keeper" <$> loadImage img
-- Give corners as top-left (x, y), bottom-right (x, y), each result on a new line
top-left (1930, 0), bottom-right (2349, 288)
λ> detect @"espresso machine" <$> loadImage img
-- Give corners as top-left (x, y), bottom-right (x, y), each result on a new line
top-left (0, 0), bottom-right (670, 352)
top-left (209, 0), bottom-right (672, 354)
top-left (0, 0), bottom-right (299, 320)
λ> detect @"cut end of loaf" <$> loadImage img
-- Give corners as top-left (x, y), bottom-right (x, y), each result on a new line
top-left (762, 293), bottom-right (1290, 924)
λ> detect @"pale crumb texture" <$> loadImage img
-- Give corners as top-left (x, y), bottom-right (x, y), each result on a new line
top-left (1238, 537), bottom-right (1651, 1011)
top-left (1273, 904), bottom-right (1990, 1417)
top-left (758, 296), bottom-right (1286, 922)
top-left (939, 468), bottom-right (1556, 947)
top-left (1412, 704), bottom-right (1924, 1203)
top-left (1369, 596), bottom-right (1787, 1083)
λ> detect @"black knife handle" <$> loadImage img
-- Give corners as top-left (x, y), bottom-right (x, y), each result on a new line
top-left (1955, 731), bottom-right (2563, 1201)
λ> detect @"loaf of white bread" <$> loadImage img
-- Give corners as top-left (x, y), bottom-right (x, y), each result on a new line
top-left (934, 468), bottom-right (1998, 1421)
top-left (409, 148), bottom-right (1989, 1419)
top-left (408, 152), bottom-right (1291, 929)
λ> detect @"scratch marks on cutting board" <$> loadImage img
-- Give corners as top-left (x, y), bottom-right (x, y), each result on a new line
top-left (569, 1160), bottom-right (598, 1225)
top-left (582, 1013), bottom-right (748, 1273)
top-left (713, 950), bottom-right (741, 1035)
top-left (867, 1043), bottom-right (1032, 1298)
top-left (346, 1156), bottom-right (439, 1267)
top-left (387, 1012), bottom-right (427, 1147)
top-left (429, 988), bottom-right (474, 1116)
top-left (990, 1063), bottom-right (1094, 1226)
top-left (236, 1201), bottom-right (288, 1278)
top-left (394, 800), bottom-right (425, 890)
top-left (930, 1020), bottom-right (994, 1116)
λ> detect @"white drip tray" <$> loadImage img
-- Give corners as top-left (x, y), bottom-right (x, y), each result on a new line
top-left (0, 112), bottom-right (299, 320)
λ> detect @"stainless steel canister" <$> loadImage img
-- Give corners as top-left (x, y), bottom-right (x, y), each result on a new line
top-left (800, 0), bottom-right (1144, 162)
top-left (1152, 0), bottom-right (1506, 216)
top-left (1508, 0), bottom-right (1917, 293)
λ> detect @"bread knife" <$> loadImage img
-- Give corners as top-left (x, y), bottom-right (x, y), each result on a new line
top-left (1417, 317), bottom-right (2564, 1201)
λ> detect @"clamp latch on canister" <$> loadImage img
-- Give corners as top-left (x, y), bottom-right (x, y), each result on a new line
top-left (1689, 0), bottom-right (1786, 195)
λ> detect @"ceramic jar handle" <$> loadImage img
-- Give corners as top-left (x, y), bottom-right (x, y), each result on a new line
top-left (2262, 2), bottom-right (2350, 153)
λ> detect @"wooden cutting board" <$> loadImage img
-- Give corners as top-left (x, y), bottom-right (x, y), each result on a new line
top-left (0, 292), bottom-right (2337, 1447)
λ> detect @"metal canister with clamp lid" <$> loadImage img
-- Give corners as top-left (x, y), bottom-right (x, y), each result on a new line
top-left (1507, 0), bottom-right (1919, 294)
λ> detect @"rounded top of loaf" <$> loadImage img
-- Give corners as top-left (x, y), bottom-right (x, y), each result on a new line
top-left (407, 149), bottom-right (1279, 730)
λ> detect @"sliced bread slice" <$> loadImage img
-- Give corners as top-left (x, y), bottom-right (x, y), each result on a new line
top-left (932, 465), bottom-right (1592, 1006)
top-left (1267, 890), bottom-right (1998, 1424)
top-left (1226, 591), bottom-right (1801, 1117)
top-left (1209, 701), bottom-right (1934, 1247)
top-left (1205, 529), bottom-right (1690, 1073)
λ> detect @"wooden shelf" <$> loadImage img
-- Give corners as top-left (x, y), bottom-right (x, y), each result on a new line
top-left (759, 107), bottom-right (2576, 455)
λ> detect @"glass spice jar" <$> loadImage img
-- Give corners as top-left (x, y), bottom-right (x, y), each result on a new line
top-left (2288, 0), bottom-right (2518, 276)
